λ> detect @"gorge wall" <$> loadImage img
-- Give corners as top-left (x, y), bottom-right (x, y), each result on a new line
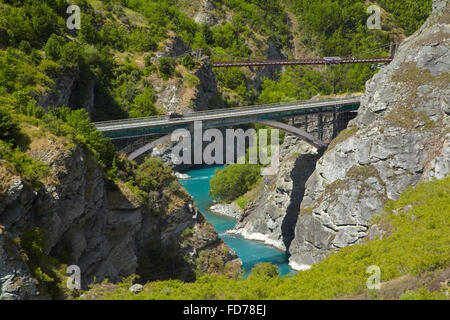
top-left (227, 110), bottom-right (358, 250)
top-left (0, 128), bottom-right (240, 300)
top-left (289, 3), bottom-right (449, 269)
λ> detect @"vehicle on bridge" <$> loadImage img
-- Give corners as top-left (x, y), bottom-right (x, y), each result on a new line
top-left (323, 57), bottom-right (342, 64)
top-left (168, 112), bottom-right (184, 120)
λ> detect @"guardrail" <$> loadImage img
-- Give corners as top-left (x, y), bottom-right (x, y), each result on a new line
top-left (211, 56), bottom-right (393, 68)
top-left (94, 96), bottom-right (361, 128)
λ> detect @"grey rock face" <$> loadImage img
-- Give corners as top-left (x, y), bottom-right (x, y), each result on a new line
top-left (36, 68), bottom-right (97, 116)
top-left (229, 137), bottom-right (321, 251)
top-left (37, 69), bottom-right (78, 111)
top-left (289, 7), bottom-right (450, 270)
top-left (0, 139), bottom-right (238, 299)
top-left (250, 42), bottom-right (287, 90)
top-left (433, 0), bottom-right (448, 13)
top-left (162, 35), bottom-right (192, 58)
top-left (192, 57), bottom-right (221, 111)
top-left (0, 231), bottom-right (38, 300)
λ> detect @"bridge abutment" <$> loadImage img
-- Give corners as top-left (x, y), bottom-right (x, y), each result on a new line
top-left (290, 111), bottom-right (357, 143)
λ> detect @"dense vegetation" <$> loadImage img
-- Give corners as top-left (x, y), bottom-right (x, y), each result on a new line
top-left (0, 0), bottom-right (433, 120)
top-left (209, 164), bottom-right (261, 203)
top-left (88, 177), bottom-right (450, 300)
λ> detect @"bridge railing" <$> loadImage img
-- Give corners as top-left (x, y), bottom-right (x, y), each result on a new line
top-left (211, 56), bottom-right (392, 67)
top-left (177, 96), bottom-right (361, 119)
top-left (94, 96), bottom-right (361, 128)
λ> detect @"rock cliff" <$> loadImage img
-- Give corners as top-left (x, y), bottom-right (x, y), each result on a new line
top-left (0, 127), bottom-right (240, 300)
top-left (228, 136), bottom-right (320, 251)
top-left (289, 3), bottom-right (449, 270)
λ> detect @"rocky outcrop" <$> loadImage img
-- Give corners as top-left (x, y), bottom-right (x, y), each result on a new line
top-left (433, 0), bottom-right (448, 13)
top-left (0, 228), bottom-right (38, 300)
top-left (157, 35), bottom-right (192, 58)
top-left (0, 128), bottom-right (240, 299)
top-left (210, 203), bottom-right (243, 219)
top-left (288, 4), bottom-right (450, 270)
top-left (194, 10), bottom-right (218, 27)
top-left (228, 136), bottom-right (321, 251)
top-left (250, 42), bottom-right (287, 90)
top-left (36, 69), bottom-right (78, 111)
top-left (36, 68), bottom-right (97, 116)
top-left (192, 57), bottom-right (222, 111)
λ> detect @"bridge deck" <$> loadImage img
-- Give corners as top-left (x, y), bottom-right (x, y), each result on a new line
top-left (211, 56), bottom-right (393, 68)
top-left (95, 96), bottom-right (361, 139)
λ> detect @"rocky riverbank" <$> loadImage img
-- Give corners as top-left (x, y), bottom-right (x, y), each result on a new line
top-left (228, 136), bottom-right (321, 251)
top-left (209, 203), bottom-right (243, 219)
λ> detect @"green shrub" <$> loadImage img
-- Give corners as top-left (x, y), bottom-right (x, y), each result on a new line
top-left (184, 73), bottom-right (200, 88)
top-left (248, 263), bottom-right (280, 279)
top-left (181, 54), bottom-right (195, 70)
top-left (44, 34), bottom-right (66, 61)
top-left (38, 59), bottom-right (61, 78)
top-left (43, 107), bottom-right (117, 171)
top-left (181, 228), bottom-right (194, 239)
top-left (0, 107), bottom-right (21, 145)
top-left (158, 57), bottom-right (175, 81)
top-left (129, 85), bottom-right (159, 118)
top-left (235, 196), bottom-right (248, 209)
top-left (209, 164), bottom-right (261, 203)
top-left (144, 55), bottom-right (153, 67)
top-left (133, 157), bottom-right (176, 194)
top-left (400, 287), bottom-right (449, 300)
top-left (19, 227), bottom-right (66, 299)
top-left (0, 139), bottom-right (49, 188)
top-left (130, 29), bottom-right (158, 52)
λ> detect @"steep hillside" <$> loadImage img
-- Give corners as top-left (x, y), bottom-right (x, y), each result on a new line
top-left (205, 0), bottom-right (448, 274)
top-left (1, 0), bottom-right (426, 121)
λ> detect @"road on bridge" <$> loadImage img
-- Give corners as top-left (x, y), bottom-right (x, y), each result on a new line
top-left (211, 56), bottom-right (393, 68)
top-left (94, 96), bottom-right (361, 139)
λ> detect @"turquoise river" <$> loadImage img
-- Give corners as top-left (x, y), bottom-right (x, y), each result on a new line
top-left (179, 166), bottom-right (294, 277)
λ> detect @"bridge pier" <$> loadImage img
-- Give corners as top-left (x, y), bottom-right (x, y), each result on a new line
top-left (332, 107), bottom-right (337, 138)
top-left (318, 114), bottom-right (323, 141)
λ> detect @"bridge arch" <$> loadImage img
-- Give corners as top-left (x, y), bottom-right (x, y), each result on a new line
top-left (123, 121), bottom-right (327, 160)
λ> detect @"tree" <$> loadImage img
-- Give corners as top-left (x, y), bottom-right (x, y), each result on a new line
top-left (158, 57), bottom-right (175, 80)
top-left (28, 2), bottom-right (62, 42)
top-left (181, 54), bottom-right (195, 70)
top-left (60, 42), bottom-right (82, 66)
top-left (44, 34), bottom-right (66, 61)
top-left (0, 107), bottom-right (21, 146)
top-left (0, 7), bottom-right (34, 45)
top-left (45, 107), bottom-right (117, 170)
top-left (129, 86), bottom-right (159, 118)
top-left (19, 40), bottom-right (31, 54)
top-left (134, 157), bottom-right (175, 193)
top-left (248, 263), bottom-right (280, 279)
top-left (209, 164), bottom-right (261, 202)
